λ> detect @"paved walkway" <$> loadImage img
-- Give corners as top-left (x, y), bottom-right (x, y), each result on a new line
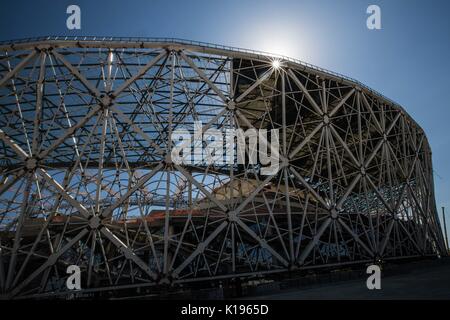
top-left (242, 261), bottom-right (450, 299)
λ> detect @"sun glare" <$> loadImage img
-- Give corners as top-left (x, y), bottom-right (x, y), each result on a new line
top-left (272, 59), bottom-right (281, 69)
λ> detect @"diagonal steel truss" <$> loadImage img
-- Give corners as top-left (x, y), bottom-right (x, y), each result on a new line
top-left (0, 37), bottom-right (446, 299)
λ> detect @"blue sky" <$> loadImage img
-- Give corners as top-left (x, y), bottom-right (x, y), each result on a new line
top-left (1, 0), bottom-right (450, 240)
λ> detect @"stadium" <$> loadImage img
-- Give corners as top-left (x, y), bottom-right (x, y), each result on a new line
top-left (0, 37), bottom-right (446, 299)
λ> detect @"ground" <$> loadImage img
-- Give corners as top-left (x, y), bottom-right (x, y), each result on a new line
top-left (241, 259), bottom-right (450, 300)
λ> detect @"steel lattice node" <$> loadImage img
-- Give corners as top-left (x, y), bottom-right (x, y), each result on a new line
top-left (0, 37), bottom-right (446, 299)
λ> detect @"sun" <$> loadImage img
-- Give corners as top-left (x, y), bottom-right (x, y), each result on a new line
top-left (271, 59), bottom-right (281, 69)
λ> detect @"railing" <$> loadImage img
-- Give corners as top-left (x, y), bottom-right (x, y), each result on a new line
top-left (0, 35), bottom-right (400, 108)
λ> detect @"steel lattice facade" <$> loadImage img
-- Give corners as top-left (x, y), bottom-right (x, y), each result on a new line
top-left (0, 37), bottom-right (446, 299)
